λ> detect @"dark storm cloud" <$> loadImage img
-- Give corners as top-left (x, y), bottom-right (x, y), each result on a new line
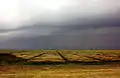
top-left (1, 13), bottom-right (120, 34)
top-left (1, 15), bottom-right (120, 49)
top-left (1, 31), bottom-right (120, 49)
top-left (0, 0), bottom-right (120, 49)
top-left (0, 23), bottom-right (58, 35)
top-left (51, 16), bottom-right (120, 35)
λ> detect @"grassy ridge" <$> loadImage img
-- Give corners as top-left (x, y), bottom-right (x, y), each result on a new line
top-left (0, 50), bottom-right (120, 65)
top-left (0, 50), bottom-right (120, 78)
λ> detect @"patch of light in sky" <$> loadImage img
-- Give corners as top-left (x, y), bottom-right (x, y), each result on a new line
top-left (0, 0), bottom-right (120, 29)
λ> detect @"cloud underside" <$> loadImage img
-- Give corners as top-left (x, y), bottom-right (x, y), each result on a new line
top-left (0, 16), bottom-right (120, 49)
top-left (0, 26), bottom-right (120, 49)
top-left (0, 0), bottom-right (120, 49)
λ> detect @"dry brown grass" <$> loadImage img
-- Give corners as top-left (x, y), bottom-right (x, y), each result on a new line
top-left (0, 64), bottom-right (120, 78)
top-left (0, 50), bottom-right (120, 78)
top-left (13, 50), bottom-right (120, 62)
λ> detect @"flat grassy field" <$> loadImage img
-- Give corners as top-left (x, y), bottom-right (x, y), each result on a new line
top-left (0, 64), bottom-right (120, 78)
top-left (0, 50), bottom-right (120, 78)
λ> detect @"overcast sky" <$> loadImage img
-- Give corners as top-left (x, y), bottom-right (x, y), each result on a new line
top-left (0, 0), bottom-right (120, 49)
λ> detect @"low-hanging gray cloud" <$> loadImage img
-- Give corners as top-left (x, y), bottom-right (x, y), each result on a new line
top-left (0, 0), bottom-right (120, 49)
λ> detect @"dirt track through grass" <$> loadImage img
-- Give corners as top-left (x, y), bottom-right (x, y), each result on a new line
top-left (11, 50), bottom-right (120, 64)
top-left (0, 50), bottom-right (120, 78)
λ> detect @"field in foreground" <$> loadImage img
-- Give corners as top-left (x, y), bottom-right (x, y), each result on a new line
top-left (0, 50), bottom-right (120, 78)
top-left (0, 64), bottom-right (120, 78)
